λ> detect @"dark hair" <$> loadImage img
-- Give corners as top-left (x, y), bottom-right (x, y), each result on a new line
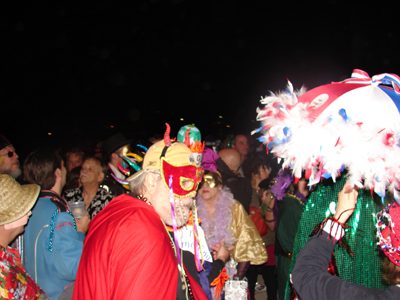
top-left (66, 148), bottom-right (84, 159)
top-left (382, 256), bottom-right (400, 285)
top-left (242, 156), bottom-right (270, 181)
top-left (231, 134), bottom-right (248, 146)
top-left (24, 148), bottom-right (63, 190)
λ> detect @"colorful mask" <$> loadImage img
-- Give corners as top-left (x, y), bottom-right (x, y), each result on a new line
top-left (161, 157), bottom-right (204, 198)
top-left (198, 172), bottom-right (222, 189)
top-left (128, 123), bottom-right (204, 198)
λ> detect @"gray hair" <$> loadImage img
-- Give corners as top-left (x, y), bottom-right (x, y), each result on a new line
top-left (129, 169), bottom-right (162, 196)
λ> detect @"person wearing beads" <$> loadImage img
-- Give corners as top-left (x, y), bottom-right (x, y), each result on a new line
top-left (23, 149), bottom-right (90, 300)
top-left (291, 184), bottom-right (400, 299)
top-left (73, 124), bottom-right (219, 300)
top-left (273, 169), bottom-right (309, 300)
top-left (0, 174), bottom-right (49, 299)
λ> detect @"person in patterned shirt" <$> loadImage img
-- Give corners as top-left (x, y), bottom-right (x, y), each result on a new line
top-left (63, 156), bottom-right (114, 219)
top-left (0, 174), bottom-right (49, 300)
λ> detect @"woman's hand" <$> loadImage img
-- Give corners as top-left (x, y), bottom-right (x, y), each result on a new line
top-left (261, 189), bottom-right (275, 209)
top-left (211, 239), bottom-right (235, 264)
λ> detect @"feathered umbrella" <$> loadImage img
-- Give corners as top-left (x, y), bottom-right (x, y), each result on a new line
top-left (253, 69), bottom-right (400, 202)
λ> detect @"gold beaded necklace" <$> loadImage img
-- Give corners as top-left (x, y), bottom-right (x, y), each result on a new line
top-left (286, 192), bottom-right (305, 206)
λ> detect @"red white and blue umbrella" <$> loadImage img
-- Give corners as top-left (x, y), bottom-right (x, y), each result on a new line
top-left (253, 69), bottom-right (400, 202)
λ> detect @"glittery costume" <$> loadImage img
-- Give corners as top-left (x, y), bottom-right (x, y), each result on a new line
top-left (291, 216), bottom-right (400, 300)
top-left (197, 187), bottom-right (268, 274)
top-left (23, 190), bottom-right (85, 300)
top-left (73, 194), bottom-right (207, 300)
top-left (285, 176), bottom-right (389, 300)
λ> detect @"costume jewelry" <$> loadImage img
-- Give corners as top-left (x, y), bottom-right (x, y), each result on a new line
top-left (128, 123), bottom-right (205, 298)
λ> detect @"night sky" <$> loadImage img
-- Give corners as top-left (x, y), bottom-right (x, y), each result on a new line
top-left (3, 1), bottom-right (399, 158)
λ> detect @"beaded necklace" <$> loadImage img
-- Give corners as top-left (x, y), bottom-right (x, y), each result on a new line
top-left (162, 220), bottom-right (195, 300)
top-left (137, 195), bottom-right (152, 206)
top-left (39, 191), bottom-right (76, 252)
top-left (48, 209), bottom-right (76, 252)
top-left (138, 195), bottom-right (195, 300)
top-left (287, 192), bottom-right (305, 206)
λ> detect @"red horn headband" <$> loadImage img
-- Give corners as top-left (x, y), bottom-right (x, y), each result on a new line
top-left (164, 123), bottom-right (172, 146)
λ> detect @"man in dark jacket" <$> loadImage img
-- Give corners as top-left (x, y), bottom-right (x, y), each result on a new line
top-left (217, 148), bottom-right (252, 214)
top-left (101, 133), bottom-right (133, 197)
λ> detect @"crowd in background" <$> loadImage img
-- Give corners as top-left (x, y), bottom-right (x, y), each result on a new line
top-left (0, 129), bottom-right (282, 300)
top-left (2, 120), bottom-right (399, 300)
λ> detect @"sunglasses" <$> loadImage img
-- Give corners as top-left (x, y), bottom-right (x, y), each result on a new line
top-left (1, 151), bottom-right (15, 158)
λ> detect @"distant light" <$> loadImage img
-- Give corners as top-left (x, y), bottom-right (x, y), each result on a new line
top-left (180, 118), bottom-right (184, 121)
top-left (110, 125), bottom-right (114, 128)
top-left (226, 125), bottom-right (231, 128)
top-left (219, 116), bottom-right (223, 119)
top-left (48, 133), bottom-right (52, 135)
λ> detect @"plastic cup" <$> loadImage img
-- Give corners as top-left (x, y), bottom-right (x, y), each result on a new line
top-left (69, 202), bottom-right (86, 219)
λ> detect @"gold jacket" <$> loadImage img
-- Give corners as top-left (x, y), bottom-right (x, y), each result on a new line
top-left (230, 200), bottom-right (268, 265)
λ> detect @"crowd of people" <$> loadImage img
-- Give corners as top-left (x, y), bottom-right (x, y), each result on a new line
top-left (2, 69), bottom-right (400, 300)
top-left (0, 129), bottom-right (274, 300)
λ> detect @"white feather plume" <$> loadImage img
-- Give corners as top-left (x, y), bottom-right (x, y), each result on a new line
top-left (254, 80), bottom-right (400, 200)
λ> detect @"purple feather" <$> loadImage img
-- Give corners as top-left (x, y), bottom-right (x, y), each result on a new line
top-left (271, 168), bottom-right (294, 200)
top-left (201, 147), bottom-right (219, 172)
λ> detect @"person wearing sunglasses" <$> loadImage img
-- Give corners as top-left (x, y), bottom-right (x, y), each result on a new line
top-left (0, 134), bottom-right (21, 179)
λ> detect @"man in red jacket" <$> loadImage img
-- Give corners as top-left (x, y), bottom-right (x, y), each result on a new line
top-left (73, 125), bottom-right (211, 299)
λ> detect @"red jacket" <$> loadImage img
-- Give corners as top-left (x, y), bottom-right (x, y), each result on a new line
top-left (73, 194), bottom-right (207, 299)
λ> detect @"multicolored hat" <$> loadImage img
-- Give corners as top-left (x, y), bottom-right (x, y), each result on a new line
top-left (177, 125), bottom-right (201, 145)
top-left (177, 124), bottom-right (205, 167)
top-left (375, 201), bottom-right (400, 266)
top-left (253, 69), bottom-right (400, 201)
top-left (128, 124), bottom-right (204, 198)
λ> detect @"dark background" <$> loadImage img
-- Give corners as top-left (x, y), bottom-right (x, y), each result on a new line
top-left (2, 1), bottom-right (399, 159)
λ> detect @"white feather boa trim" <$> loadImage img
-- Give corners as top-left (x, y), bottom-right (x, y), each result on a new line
top-left (253, 82), bottom-right (400, 201)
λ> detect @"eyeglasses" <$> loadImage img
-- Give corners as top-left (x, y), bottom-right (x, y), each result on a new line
top-left (1, 151), bottom-right (15, 158)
